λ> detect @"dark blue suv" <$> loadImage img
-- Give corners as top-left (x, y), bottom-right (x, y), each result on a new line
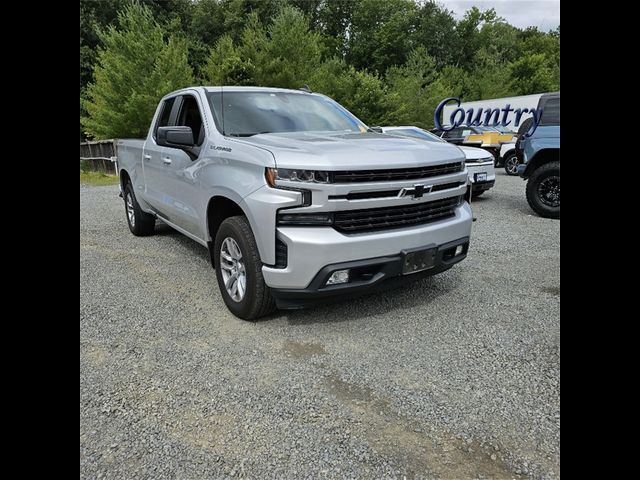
top-left (516, 92), bottom-right (560, 219)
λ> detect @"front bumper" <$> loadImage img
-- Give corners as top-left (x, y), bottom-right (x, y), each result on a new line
top-left (466, 161), bottom-right (496, 185)
top-left (472, 180), bottom-right (495, 192)
top-left (271, 236), bottom-right (470, 309)
top-left (262, 202), bottom-right (472, 289)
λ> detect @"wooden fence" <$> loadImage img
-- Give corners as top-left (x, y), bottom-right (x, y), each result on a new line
top-left (80, 140), bottom-right (117, 174)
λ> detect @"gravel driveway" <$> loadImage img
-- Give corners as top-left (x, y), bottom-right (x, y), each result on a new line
top-left (80, 170), bottom-right (560, 479)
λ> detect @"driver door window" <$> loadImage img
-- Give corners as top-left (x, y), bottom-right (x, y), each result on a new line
top-left (175, 95), bottom-right (205, 147)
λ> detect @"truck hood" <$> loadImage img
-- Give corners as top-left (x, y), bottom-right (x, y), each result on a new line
top-left (458, 145), bottom-right (494, 161)
top-left (530, 125), bottom-right (560, 139)
top-left (234, 131), bottom-right (465, 170)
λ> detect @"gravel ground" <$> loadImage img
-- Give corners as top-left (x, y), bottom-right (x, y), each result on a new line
top-left (80, 170), bottom-right (559, 479)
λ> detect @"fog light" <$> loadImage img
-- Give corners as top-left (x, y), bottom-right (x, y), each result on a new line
top-left (326, 269), bottom-right (350, 285)
top-left (455, 245), bottom-right (464, 256)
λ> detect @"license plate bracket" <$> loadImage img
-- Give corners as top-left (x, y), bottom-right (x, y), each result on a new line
top-left (402, 247), bottom-right (437, 275)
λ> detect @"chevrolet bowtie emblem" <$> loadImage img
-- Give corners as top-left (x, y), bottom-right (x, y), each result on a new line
top-left (398, 184), bottom-right (432, 199)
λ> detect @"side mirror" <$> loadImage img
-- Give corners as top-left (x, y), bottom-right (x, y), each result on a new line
top-left (157, 126), bottom-right (194, 148)
top-left (369, 126), bottom-right (383, 133)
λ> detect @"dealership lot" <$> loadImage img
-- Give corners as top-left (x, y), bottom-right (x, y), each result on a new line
top-left (80, 170), bottom-right (559, 479)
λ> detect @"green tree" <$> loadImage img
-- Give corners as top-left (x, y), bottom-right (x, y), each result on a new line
top-left (217, 0), bottom-right (289, 42)
top-left (202, 34), bottom-right (255, 85)
top-left (203, 6), bottom-right (324, 89)
top-left (315, 0), bottom-right (357, 57)
top-left (508, 53), bottom-right (557, 95)
top-left (413, 0), bottom-right (459, 68)
top-left (80, 0), bottom-right (561, 138)
top-left (386, 47), bottom-right (453, 128)
top-left (311, 59), bottom-right (405, 126)
top-left (80, 0), bottom-right (128, 92)
top-left (81, 2), bottom-right (194, 139)
top-left (346, 0), bottom-right (418, 75)
top-left (454, 7), bottom-right (503, 69)
top-left (252, 6), bottom-right (323, 88)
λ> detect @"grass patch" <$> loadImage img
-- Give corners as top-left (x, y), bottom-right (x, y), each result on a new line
top-left (80, 171), bottom-right (120, 186)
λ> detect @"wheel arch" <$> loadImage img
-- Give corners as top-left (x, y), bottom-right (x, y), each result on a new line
top-left (119, 168), bottom-right (131, 191)
top-left (206, 195), bottom-right (260, 267)
top-left (523, 149), bottom-right (560, 178)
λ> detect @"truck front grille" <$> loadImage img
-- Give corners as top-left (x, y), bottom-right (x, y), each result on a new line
top-left (333, 196), bottom-right (462, 233)
top-left (328, 181), bottom-right (466, 201)
top-left (332, 162), bottom-right (464, 183)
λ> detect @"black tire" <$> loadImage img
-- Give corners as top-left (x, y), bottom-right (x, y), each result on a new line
top-left (503, 151), bottom-right (519, 175)
top-left (213, 216), bottom-right (276, 320)
top-left (123, 182), bottom-right (155, 236)
top-left (526, 161), bottom-right (560, 219)
top-left (471, 190), bottom-right (484, 198)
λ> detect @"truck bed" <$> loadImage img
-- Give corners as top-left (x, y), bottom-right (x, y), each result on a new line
top-left (115, 138), bottom-right (145, 180)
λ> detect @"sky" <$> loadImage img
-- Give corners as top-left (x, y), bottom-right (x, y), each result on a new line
top-left (440, 0), bottom-right (560, 32)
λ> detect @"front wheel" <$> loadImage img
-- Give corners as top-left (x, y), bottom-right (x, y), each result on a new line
top-left (525, 161), bottom-right (560, 219)
top-left (213, 216), bottom-right (276, 320)
top-left (503, 152), bottom-right (519, 175)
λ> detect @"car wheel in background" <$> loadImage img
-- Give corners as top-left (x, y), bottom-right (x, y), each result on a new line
top-left (504, 152), bottom-right (519, 175)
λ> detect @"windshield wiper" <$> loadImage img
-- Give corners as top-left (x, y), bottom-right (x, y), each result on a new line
top-left (228, 131), bottom-right (272, 137)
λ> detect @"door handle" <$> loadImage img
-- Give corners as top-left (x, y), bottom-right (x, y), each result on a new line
top-left (162, 157), bottom-right (172, 165)
top-left (143, 154), bottom-right (151, 161)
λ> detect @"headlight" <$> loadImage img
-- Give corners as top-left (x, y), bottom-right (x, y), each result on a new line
top-left (265, 168), bottom-right (331, 187)
top-left (277, 212), bottom-right (334, 226)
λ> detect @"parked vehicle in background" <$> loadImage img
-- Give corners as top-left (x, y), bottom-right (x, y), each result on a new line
top-left (382, 126), bottom-right (495, 198)
top-left (491, 125), bottom-right (516, 135)
top-left (430, 125), bottom-right (495, 146)
top-left (516, 92), bottom-right (560, 218)
top-left (431, 125), bottom-right (513, 161)
top-left (500, 142), bottom-right (519, 175)
top-left (115, 87), bottom-right (473, 320)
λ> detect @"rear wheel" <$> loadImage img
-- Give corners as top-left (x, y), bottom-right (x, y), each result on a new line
top-left (525, 161), bottom-right (560, 219)
top-left (503, 152), bottom-right (519, 175)
top-left (123, 182), bottom-right (155, 236)
top-left (213, 216), bottom-right (276, 320)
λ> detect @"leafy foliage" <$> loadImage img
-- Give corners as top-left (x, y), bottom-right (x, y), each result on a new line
top-left (81, 2), bottom-right (194, 139)
top-left (80, 0), bottom-right (560, 136)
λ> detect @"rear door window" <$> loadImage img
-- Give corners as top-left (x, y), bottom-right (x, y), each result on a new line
top-left (540, 98), bottom-right (560, 125)
top-left (154, 97), bottom-right (177, 139)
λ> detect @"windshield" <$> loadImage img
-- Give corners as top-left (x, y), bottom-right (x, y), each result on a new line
top-left (207, 91), bottom-right (366, 137)
top-left (490, 125), bottom-right (514, 134)
top-left (387, 128), bottom-right (445, 143)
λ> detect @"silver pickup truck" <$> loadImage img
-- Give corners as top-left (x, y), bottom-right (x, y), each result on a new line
top-left (116, 87), bottom-right (473, 319)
